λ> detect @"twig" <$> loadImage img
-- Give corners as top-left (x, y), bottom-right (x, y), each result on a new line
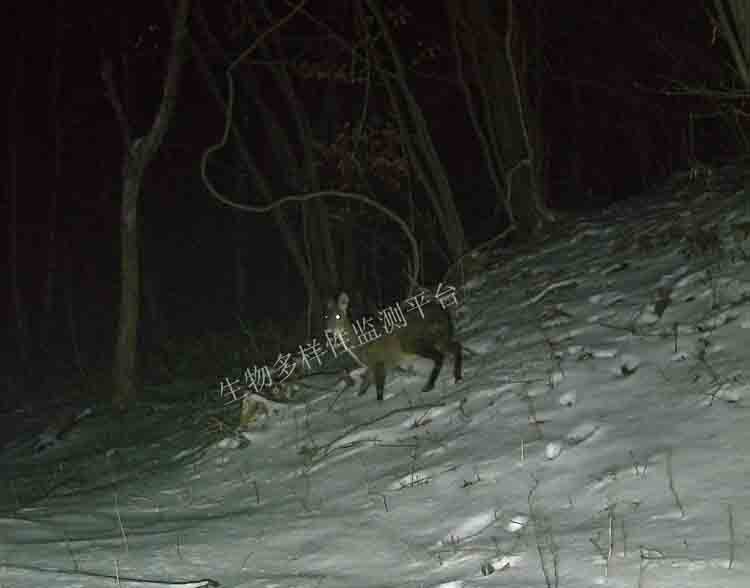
top-left (327, 372), bottom-right (357, 411)
top-left (607, 504), bottom-right (615, 576)
top-left (727, 503), bottom-right (735, 569)
top-left (315, 402), bottom-right (444, 459)
top-left (114, 492), bottom-right (128, 553)
top-left (100, 58), bottom-right (131, 149)
top-left (0, 563), bottom-right (219, 587)
top-left (528, 478), bottom-right (559, 588)
top-left (63, 527), bottom-right (79, 571)
top-left (665, 449), bottom-right (685, 517)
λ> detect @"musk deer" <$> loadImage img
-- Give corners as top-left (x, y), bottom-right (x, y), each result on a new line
top-left (325, 292), bottom-right (462, 401)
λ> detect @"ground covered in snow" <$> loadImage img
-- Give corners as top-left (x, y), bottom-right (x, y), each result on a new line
top-left (2, 164), bottom-right (750, 587)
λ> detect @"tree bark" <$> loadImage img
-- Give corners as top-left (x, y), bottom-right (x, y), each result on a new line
top-left (8, 48), bottom-right (29, 370)
top-left (108, 0), bottom-right (190, 410)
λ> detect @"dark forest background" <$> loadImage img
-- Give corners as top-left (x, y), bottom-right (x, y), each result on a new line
top-left (3, 1), bottom-right (748, 411)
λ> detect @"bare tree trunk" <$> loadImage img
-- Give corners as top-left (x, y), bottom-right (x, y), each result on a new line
top-left (449, 0), bottom-right (552, 236)
top-left (105, 0), bottom-right (190, 411)
top-left (713, 0), bottom-right (750, 87)
top-left (260, 0), bottom-right (337, 316)
top-left (64, 239), bottom-right (84, 378)
top-left (44, 1), bottom-right (64, 331)
top-left (190, 5), bottom-right (324, 336)
top-left (233, 164), bottom-right (248, 318)
top-left (365, 0), bottom-right (467, 262)
top-left (113, 164), bottom-right (141, 409)
top-left (8, 49), bottom-right (28, 368)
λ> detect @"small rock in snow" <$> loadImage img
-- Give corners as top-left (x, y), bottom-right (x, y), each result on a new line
top-left (217, 437), bottom-right (243, 449)
top-left (566, 422), bottom-right (599, 445)
top-left (559, 390), bottom-right (577, 407)
top-left (506, 514), bottom-right (529, 532)
top-left (545, 442), bottom-right (563, 460)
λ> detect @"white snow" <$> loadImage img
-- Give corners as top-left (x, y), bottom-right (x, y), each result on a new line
top-left (2, 164), bottom-right (750, 587)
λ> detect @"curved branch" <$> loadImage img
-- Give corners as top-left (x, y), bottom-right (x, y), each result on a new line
top-left (198, 0), bottom-right (419, 286)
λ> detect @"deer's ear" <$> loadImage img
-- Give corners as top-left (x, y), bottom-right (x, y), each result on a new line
top-left (337, 292), bottom-right (350, 311)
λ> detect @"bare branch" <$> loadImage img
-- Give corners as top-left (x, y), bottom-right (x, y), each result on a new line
top-left (101, 56), bottom-right (132, 150)
top-left (140, 0), bottom-right (191, 160)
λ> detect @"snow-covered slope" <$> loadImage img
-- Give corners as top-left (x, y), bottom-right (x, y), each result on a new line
top-left (2, 164), bottom-right (750, 588)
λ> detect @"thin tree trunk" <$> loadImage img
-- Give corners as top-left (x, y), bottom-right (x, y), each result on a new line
top-left (44, 1), bottom-right (63, 324)
top-left (65, 237), bottom-right (84, 378)
top-left (260, 0), bottom-right (336, 316)
top-left (106, 0), bottom-right (190, 410)
top-left (113, 164), bottom-right (141, 408)
top-left (233, 156), bottom-right (248, 318)
top-left (8, 49), bottom-right (28, 367)
top-left (449, 0), bottom-right (552, 236)
top-left (190, 7), bottom-right (320, 333)
top-left (365, 0), bottom-right (467, 262)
